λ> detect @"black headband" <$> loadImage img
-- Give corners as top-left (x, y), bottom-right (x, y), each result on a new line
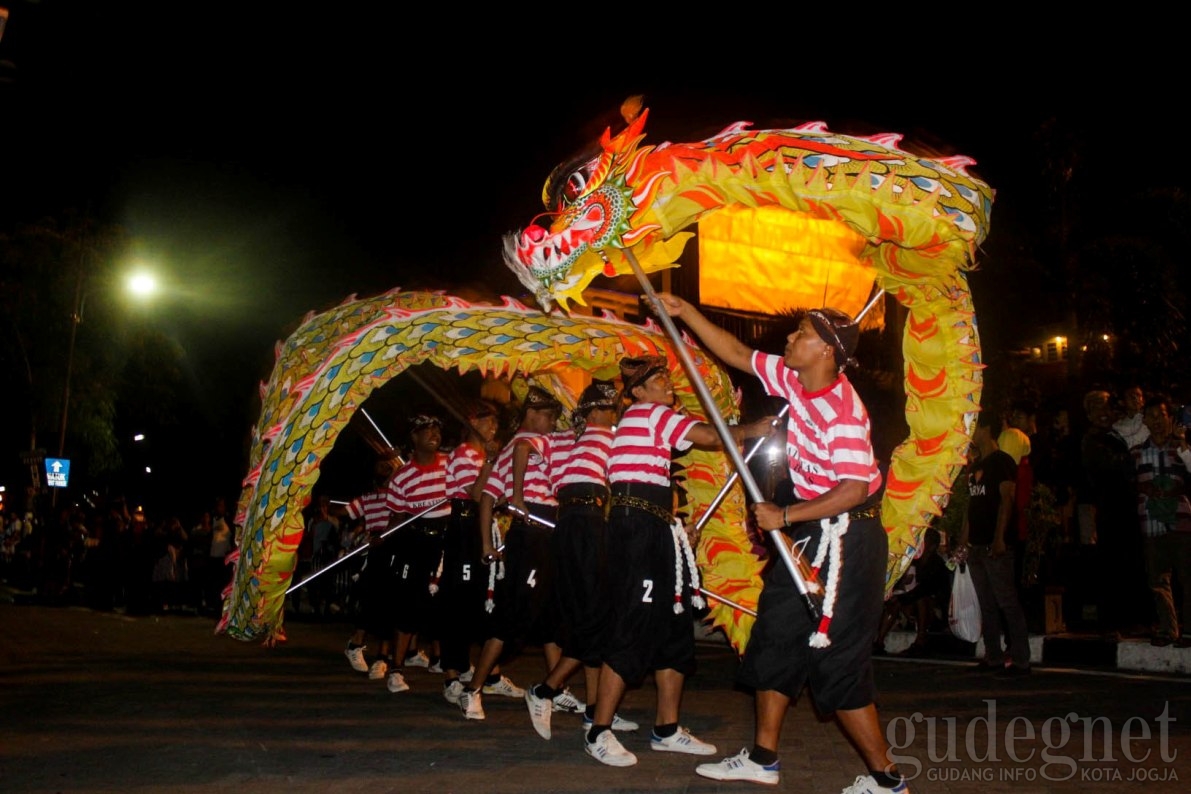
top-left (624, 364), bottom-right (667, 394)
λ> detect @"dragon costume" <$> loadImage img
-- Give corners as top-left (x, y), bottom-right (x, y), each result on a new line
top-left (222, 99), bottom-right (993, 654)
top-left (502, 98), bottom-right (994, 650)
top-left (218, 290), bottom-right (750, 644)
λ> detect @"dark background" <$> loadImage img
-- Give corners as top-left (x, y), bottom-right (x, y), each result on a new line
top-left (2, 3), bottom-right (1186, 519)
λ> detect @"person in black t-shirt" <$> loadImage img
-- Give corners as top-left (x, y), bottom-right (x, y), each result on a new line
top-left (959, 410), bottom-right (1031, 676)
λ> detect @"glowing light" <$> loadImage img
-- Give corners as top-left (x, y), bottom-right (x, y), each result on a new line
top-left (133, 433), bottom-right (145, 442)
top-left (127, 272), bottom-right (158, 298)
top-left (698, 206), bottom-right (879, 325)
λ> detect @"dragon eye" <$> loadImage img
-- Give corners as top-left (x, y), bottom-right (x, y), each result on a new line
top-left (561, 171), bottom-right (588, 205)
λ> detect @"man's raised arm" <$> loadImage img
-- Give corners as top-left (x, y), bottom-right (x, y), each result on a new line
top-left (655, 292), bottom-right (756, 372)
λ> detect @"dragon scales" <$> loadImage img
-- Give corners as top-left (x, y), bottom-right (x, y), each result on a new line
top-left (218, 289), bottom-right (762, 647)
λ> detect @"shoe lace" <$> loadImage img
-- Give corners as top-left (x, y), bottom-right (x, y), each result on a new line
top-left (841, 775), bottom-right (875, 794)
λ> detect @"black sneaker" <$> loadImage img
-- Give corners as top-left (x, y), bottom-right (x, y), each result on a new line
top-left (1151, 635), bottom-right (1173, 648)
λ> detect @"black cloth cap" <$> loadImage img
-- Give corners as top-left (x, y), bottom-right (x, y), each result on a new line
top-left (619, 355), bottom-right (668, 394)
top-left (574, 380), bottom-right (620, 421)
top-left (409, 414), bottom-right (443, 433)
top-left (807, 308), bottom-right (859, 370)
top-left (523, 385), bottom-right (562, 411)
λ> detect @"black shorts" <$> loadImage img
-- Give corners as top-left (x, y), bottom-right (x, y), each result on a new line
top-left (389, 518), bottom-right (447, 636)
top-left (551, 484), bottom-right (611, 666)
top-left (490, 503), bottom-right (558, 647)
top-left (360, 534), bottom-right (402, 637)
top-left (738, 512), bottom-right (886, 714)
top-left (437, 500), bottom-right (489, 671)
top-left (601, 489), bottom-right (696, 686)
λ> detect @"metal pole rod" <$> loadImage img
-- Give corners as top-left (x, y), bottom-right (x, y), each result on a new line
top-left (624, 249), bottom-right (820, 620)
top-left (856, 288), bottom-right (886, 323)
top-left (694, 404), bottom-right (790, 533)
top-left (698, 587), bottom-right (757, 617)
top-left (359, 407), bottom-right (395, 451)
top-left (285, 498), bottom-right (448, 594)
top-left (52, 265), bottom-right (86, 509)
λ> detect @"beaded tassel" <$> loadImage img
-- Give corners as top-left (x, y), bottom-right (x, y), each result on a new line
top-left (808, 513), bottom-right (850, 648)
top-left (670, 518), bottom-right (706, 614)
top-left (428, 550), bottom-right (444, 595)
top-left (484, 517), bottom-right (504, 613)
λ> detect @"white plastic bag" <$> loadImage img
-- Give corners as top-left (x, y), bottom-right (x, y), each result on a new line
top-left (948, 563), bottom-right (982, 643)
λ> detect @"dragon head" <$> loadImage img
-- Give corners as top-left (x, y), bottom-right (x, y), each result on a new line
top-left (503, 97), bottom-right (692, 311)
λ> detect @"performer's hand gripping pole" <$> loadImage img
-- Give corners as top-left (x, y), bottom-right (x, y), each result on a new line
top-left (623, 249), bottom-right (821, 621)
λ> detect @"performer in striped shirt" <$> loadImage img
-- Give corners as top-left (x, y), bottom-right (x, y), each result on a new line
top-left (584, 356), bottom-right (775, 768)
top-left (526, 380), bottom-right (635, 739)
top-left (457, 386), bottom-right (561, 721)
top-left (382, 413), bottom-right (451, 694)
top-left (342, 457), bottom-right (401, 677)
top-left (438, 399), bottom-right (504, 706)
top-left (657, 293), bottom-right (908, 794)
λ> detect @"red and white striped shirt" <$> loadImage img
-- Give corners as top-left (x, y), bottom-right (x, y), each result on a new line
top-left (548, 429), bottom-right (576, 492)
top-left (387, 452), bottom-right (451, 519)
top-left (752, 350), bottom-right (881, 501)
top-left (345, 490), bottom-right (394, 536)
top-left (483, 430), bottom-right (557, 506)
top-left (446, 443), bottom-right (487, 500)
top-left (608, 402), bottom-right (699, 487)
top-left (555, 425), bottom-right (614, 489)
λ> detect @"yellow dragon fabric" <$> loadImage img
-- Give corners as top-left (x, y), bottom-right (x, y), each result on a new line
top-left (218, 290), bottom-right (753, 644)
top-left (503, 99), bottom-right (994, 650)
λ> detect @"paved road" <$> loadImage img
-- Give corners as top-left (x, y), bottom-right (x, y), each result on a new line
top-left (2, 604), bottom-right (1190, 794)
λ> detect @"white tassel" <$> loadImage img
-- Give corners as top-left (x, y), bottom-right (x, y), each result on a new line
top-left (670, 518), bottom-right (706, 614)
top-left (428, 550), bottom-right (444, 595)
top-left (808, 513), bottom-right (850, 648)
top-left (485, 517), bottom-right (503, 613)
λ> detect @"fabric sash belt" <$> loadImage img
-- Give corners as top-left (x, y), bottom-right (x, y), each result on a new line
top-left (558, 483), bottom-right (609, 510)
top-left (609, 482), bottom-right (674, 525)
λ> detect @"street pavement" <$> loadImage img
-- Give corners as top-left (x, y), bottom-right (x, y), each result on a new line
top-left (2, 603), bottom-right (1190, 794)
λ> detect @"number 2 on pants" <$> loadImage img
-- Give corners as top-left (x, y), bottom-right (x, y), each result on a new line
top-left (641, 578), bottom-right (654, 603)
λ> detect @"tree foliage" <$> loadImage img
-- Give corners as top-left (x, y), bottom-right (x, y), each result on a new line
top-left (0, 215), bottom-right (188, 503)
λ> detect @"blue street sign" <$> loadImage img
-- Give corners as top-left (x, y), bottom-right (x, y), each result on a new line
top-left (45, 458), bottom-right (71, 488)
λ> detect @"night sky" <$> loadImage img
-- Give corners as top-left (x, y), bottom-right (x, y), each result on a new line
top-left (2, 4), bottom-right (1185, 509)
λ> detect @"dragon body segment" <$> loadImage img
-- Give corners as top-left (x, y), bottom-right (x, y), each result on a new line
top-left (220, 290), bottom-right (760, 645)
top-left (504, 101), bottom-right (994, 642)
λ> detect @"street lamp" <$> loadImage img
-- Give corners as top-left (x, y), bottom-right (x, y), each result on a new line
top-left (127, 271), bottom-right (157, 298)
top-left (54, 260), bottom-right (159, 506)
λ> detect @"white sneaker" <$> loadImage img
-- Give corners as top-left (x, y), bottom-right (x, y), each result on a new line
top-left (428, 659), bottom-right (443, 674)
top-left (367, 659), bottom-right (388, 680)
top-left (459, 666), bottom-right (475, 684)
top-left (481, 675), bottom-right (525, 698)
top-left (696, 748), bottom-right (780, 785)
top-left (840, 774), bottom-right (910, 794)
top-left (403, 650), bottom-right (431, 668)
top-left (344, 644), bottom-right (368, 673)
top-left (459, 689), bottom-right (485, 720)
top-left (551, 687), bottom-right (585, 713)
top-left (386, 671), bottom-right (410, 693)
top-left (585, 730), bottom-right (638, 767)
top-left (650, 726), bottom-right (716, 755)
top-left (581, 712), bottom-right (640, 732)
top-left (443, 680), bottom-right (465, 705)
top-left (525, 686), bottom-right (553, 740)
